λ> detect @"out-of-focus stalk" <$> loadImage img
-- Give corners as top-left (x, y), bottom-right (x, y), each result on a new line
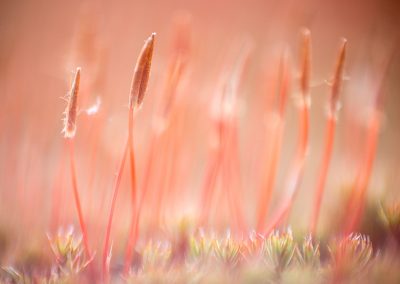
top-left (102, 33), bottom-right (155, 281)
top-left (256, 50), bottom-right (290, 232)
top-left (264, 29), bottom-right (311, 235)
top-left (310, 39), bottom-right (347, 236)
top-left (199, 42), bottom-right (251, 232)
top-left (343, 44), bottom-right (396, 234)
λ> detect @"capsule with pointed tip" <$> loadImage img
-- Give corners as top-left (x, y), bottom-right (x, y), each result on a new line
top-left (129, 33), bottom-right (156, 111)
top-left (62, 67), bottom-right (80, 138)
top-left (299, 29), bottom-right (311, 99)
top-left (330, 39), bottom-right (347, 115)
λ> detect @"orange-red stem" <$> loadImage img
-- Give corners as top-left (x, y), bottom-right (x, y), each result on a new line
top-left (310, 116), bottom-right (336, 235)
top-left (256, 120), bottom-right (284, 232)
top-left (256, 52), bottom-right (289, 232)
top-left (264, 102), bottom-right (309, 235)
top-left (344, 111), bottom-right (380, 234)
top-left (122, 109), bottom-right (138, 274)
top-left (68, 139), bottom-right (91, 259)
top-left (102, 138), bottom-right (129, 281)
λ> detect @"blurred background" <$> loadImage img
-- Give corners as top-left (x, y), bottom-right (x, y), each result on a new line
top-left (0, 0), bottom-right (399, 260)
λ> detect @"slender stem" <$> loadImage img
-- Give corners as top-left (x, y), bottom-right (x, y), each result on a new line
top-left (310, 116), bottom-right (336, 235)
top-left (124, 125), bottom-right (160, 276)
top-left (123, 131), bottom-right (159, 275)
top-left (264, 102), bottom-right (309, 235)
top-left (256, 52), bottom-right (289, 232)
top-left (128, 109), bottom-right (137, 210)
top-left (68, 139), bottom-right (91, 259)
top-left (102, 138), bottom-right (129, 281)
top-left (344, 111), bottom-right (380, 234)
top-left (122, 109), bottom-right (139, 275)
top-left (256, 120), bottom-right (283, 232)
top-left (264, 158), bottom-right (303, 235)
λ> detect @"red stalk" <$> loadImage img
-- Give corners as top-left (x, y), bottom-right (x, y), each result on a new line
top-left (256, 51), bottom-right (290, 232)
top-left (120, 33), bottom-right (155, 276)
top-left (264, 30), bottom-right (311, 235)
top-left (124, 129), bottom-right (161, 275)
top-left (102, 139), bottom-right (129, 280)
top-left (211, 43), bottom-right (251, 230)
top-left (128, 109), bottom-right (137, 219)
top-left (264, 102), bottom-right (309, 235)
top-left (120, 109), bottom-right (138, 276)
top-left (309, 116), bottom-right (336, 235)
top-left (344, 111), bottom-right (380, 234)
top-left (68, 139), bottom-right (91, 259)
top-left (310, 39), bottom-right (347, 235)
top-left (342, 42), bottom-right (396, 234)
top-left (123, 133), bottom-right (158, 275)
top-left (61, 67), bottom-right (92, 259)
